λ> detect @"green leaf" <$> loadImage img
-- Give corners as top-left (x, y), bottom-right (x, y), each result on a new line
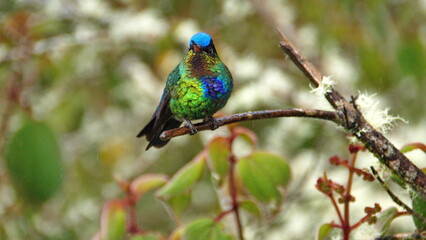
top-left (157, 157), bottom-right (205, 198)
top-left (412, 193), bottom-right (426, 231)
top-left (129, 235), bottom-right (160, 240)
top-left (397, 38), bottom-right (426, 80)
top-left (390, 172), bottom-right (406, 189)
top-left (358, 45), bottom-right (387, 88)
top-left (240, 200), bottom-right (261, 218)
top-left (208, 137), bottom-right (230, 179)
top-left (374, 207), bottom-right (398, 236)
top-left (237, 157), bottom-right (278, 202)
top-left (168, 193), bottom-right (191, 218)
top-left (252, 152), bottom-right (291, 186)
top-left (101, 201), bottom-right (126, 240)
top-left (128, 236), bottom-right (144, 240)
top-left (5, 120), bottom-right (63, 205)
top-left (237, 152), bottom-right (291, 202)
top-left (184, 219), bottom-right (233, 240)
top-left (317, 223), bottom-right (333, 240)
top-left (49, 91), bottom-right (86, 133)
top-left (130, 174), bottom-right (168, 198)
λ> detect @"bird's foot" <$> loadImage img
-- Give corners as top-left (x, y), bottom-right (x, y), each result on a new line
top-left (206, 116), bottom-right (219, 130)
top-left (184, 118), bottom-right (197, 135)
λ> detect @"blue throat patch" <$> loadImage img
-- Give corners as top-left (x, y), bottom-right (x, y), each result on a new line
top-left (190, 32), bottom-right (212, 48)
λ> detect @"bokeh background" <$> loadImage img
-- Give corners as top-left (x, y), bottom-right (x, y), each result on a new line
top-left (1, 0), bottom-right (425, 239)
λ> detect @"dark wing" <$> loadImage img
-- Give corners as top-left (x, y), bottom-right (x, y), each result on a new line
top-left (137, 91), bottom-right (181, 150)
top-left (137, 64), bottom-right (182, 150)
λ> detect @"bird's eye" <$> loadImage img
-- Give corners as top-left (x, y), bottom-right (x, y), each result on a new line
top-left (208, 48), bottom-right (214, 54)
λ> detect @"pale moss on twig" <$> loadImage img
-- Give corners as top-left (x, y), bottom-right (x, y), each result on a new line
top-left (355, 91), bottom-right (408, 134)
top-left (310, 75), bottom-right (336, 96)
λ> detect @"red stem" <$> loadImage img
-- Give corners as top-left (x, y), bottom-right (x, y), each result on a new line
top-left (329, 193), bottom-right (345, 227)
top-left (350, 214), bottom-right (370, 230)
top-left (126, 192), bottom-right (143, 234)
top-left (342, 151), bottom-right (358, 240)
top-left (214, 209), bottom-right (234, 222)
top-left (128, 200), bottom-right (138, 233)
top-left (228, 153), bottom-right (244, 240)
top-left (330, 222), bottom-right (342, 228)
top-left (396, 211), bottom-right (410, 217)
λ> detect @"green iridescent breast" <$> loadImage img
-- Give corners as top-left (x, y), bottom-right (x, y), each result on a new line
top-left (168, 50), bottom-right (233, 120)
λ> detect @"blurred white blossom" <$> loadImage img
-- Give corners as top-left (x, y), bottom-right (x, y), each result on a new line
top-left (175, 19), bottom-right (201, 46)
top-left (110, 9), bottom-right (169, 41)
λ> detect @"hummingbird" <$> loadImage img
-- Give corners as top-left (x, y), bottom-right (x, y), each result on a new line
top-left (137, 32), bottom-right (233, 150)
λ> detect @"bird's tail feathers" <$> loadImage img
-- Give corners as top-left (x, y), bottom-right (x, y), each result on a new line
top-left (137, 108), bottom-right (181, 150)
top-left (144, 118), bottom-right (181, 150)
top-left (137, 116), bottom-right (155, 138)
top-left (137, 91), bottom-right (182, 150)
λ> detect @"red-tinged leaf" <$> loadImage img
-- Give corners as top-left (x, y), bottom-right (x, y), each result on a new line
top-left (157, 155), bottom-right (206, 198)
top-left (184, 219), bottom-right (234, 240)
top-left (232, 127), bottom-right (257, 148)
top-left (101, 201), bottom-right (126, 240)
top-left (374, 207), bottom-right (398, 236)
top-left (5, 120), bottom-right (63, 205)
top-left (401, 142), bottom-right (426, 154)
top-left (317, 223), bottom-right (333, 240)
top-left (130, 174), bottom-right (168, 198)
top-left (207, 137), bottom-right (230, 179)
top-left (237, 152), bottom-right (291, 202)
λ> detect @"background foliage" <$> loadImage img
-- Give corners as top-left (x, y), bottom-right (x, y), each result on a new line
top-left (0, 0), bottom-right (425, 239)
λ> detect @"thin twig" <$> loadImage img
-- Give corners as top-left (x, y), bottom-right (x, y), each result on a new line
top-left (375, 232), bottom-right (426, 240)
top-left (277, 30), bottom-right (426, 199)
top-left (160, 109), bottom-right (338, 141)
top-left (370, 167), bottom-right (426, 225)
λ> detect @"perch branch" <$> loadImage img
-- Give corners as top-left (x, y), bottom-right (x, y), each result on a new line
top-left (160, 109), bottom-right (338, 141)
top-left (277, 30), bottom-right (426, 199)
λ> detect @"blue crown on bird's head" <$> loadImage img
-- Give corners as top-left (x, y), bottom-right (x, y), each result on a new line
top-left (190, 32), bottom-right (212, 48)
top-left (189, 32), bottom-right (218, 55)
